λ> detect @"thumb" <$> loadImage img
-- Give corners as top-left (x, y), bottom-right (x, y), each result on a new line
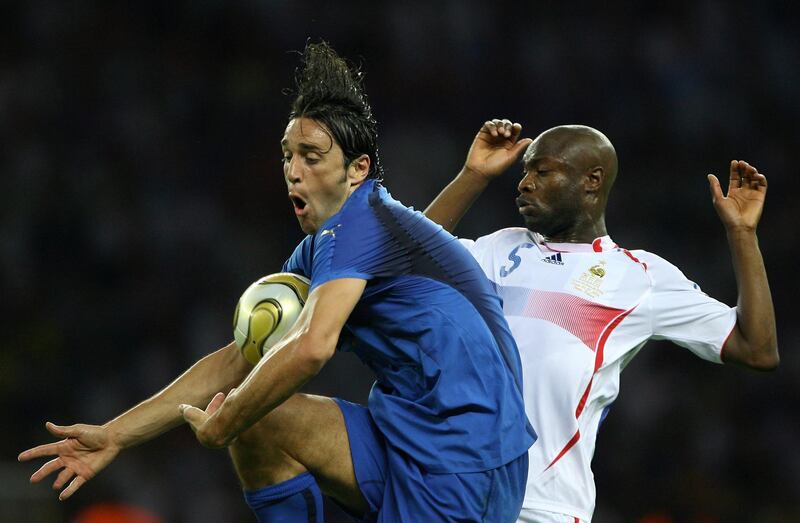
top-left (46, 422), bottom-right (77, 438)
top-left (707, 173), bottom-right (724, 202)
top-left (180, 404), bottom-right (206, 428)
top-left (510, 138), bottom-right (533, 159)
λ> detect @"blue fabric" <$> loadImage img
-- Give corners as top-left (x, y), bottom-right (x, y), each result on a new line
top-left (243, 472), bottom-right (323, 523)
top-left (336, 399), bottom-right (528, 523)
top-left (283, 180), bottom-right (534, 473)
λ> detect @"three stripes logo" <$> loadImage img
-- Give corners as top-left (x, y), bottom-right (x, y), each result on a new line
top-left (541, 253), bottom-right (565, 265)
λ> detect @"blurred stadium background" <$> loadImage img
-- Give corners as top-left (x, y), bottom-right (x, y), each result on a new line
top-left (3, 1), bottom-right (798, 522)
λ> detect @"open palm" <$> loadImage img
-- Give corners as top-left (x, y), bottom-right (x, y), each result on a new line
top-left (465, 119), bottom-right (532, 179)
top-left (708, 160), bottom-right (767, 232)
top-left (18, 422), bottom-right (120, 500)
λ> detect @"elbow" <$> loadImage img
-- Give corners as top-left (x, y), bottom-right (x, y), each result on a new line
top-left (293, 334), bottom-right (336, 375)
top-left (746, 342), bottom-right (780, 371)
top-left (753, 351), bottom-right (779, 371)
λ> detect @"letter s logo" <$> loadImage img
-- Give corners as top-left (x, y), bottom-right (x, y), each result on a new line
top-left (499, 243), bottom-right (534, 277)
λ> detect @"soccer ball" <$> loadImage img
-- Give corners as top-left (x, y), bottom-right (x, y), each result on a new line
top-left (233, 273), bottom-right (310, 365)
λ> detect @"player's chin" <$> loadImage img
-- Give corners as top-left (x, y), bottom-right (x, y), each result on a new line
top-left (297, 216), bottom-right (317, 235)
top-left (521, 215), bottom-right (541, 231)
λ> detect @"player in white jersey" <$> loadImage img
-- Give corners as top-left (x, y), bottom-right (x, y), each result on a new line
top-left (425, 120), bottom-right (778, 522)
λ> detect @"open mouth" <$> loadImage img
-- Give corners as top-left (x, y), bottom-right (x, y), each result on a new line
top-left (289, 194), bottom-right (307, 214)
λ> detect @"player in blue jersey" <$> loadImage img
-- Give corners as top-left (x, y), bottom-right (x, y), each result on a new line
top-left (20, 42), bottom-right (534, 522)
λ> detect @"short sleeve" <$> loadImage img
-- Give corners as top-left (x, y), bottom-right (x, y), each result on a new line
top-left (308, 226), bottom-right (376, 291)
top-left (455, 230), bottom-right (512, 280)
top-left (458, 237), bottom-right (476, 253)
top-left (307, 186), bottom-right (411, 292)
top-left (640, 252), bottom-right (737, 363)
top-left (282, 236), bottom-right (313, 277)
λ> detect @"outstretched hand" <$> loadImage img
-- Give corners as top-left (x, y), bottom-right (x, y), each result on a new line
top-left (18, 422), bottom-right (120, 500)
top-left (707, 160), bottom-right (768, 232)
top-left (180, 391), bottom-right (229, 449)
top-left (464, 119), bottom-right (532, 180)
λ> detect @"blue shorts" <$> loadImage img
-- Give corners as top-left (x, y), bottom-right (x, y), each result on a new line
top-left (335, 399), bottom-right (528, 523)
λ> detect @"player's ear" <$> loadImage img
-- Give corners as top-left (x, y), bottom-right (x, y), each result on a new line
top-left (348, 154), bottom-right (371, 186)
top-left (584, 166), bottom-right (604, 194)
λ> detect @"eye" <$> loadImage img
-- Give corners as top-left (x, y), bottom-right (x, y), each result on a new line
top-left (305, 156), bottom-right (320, 165)
top-left (281, 154), bottom-right (291, 163)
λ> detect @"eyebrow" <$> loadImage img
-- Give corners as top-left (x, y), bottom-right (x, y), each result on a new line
top-left (280, 139), bottom-right (326, 153)
top-left (525, 156), bottom-right (566, 168)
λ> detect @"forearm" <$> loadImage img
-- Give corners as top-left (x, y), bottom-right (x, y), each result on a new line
top-left (726, 228), bottom-right (778, 368)
top-left (208, 336), bottom-right (328, 446)
top-left (424, 168), bottom-right (491, 232)
top-left (105, 342), bottom-right (250, 449)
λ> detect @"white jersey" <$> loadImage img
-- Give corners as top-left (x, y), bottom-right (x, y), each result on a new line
top-left (460, 228), bottom-right (737, 522)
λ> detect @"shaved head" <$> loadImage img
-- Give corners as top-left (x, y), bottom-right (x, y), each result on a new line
top-left (516, 125), bottom-right (618, 242)
top-left (524, 125), bottom-right (618, 198)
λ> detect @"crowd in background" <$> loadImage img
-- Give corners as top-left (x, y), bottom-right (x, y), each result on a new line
top-left (2, 1), bottom-right (798, 521)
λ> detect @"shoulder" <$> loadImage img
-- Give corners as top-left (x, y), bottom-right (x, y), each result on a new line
top-left (283, 235), bottom-right (314, 275)
top-left (629, 249), bottom-right (700, 291)
top-left (463, 227), bottom-right (531, 247)
top-left (630, 250), bottom-right (681, 274)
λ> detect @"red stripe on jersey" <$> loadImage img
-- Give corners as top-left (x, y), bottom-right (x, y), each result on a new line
top-left (720, 322), bottom-right (737, 362)
top-left (545, 429), bottom-right (581, 471)
top-left (575, 376), bottom-right (595, 419)
top-left (622, 249), bottom-right (648, 271)
top-left (521, 290), bottom-right (625, 352)
top-left (575, 306), bottom-right (636, 417)
top-left (592, 238), bottom-right (602, 252)
top-left (547, 305), bottom-right (637, 470)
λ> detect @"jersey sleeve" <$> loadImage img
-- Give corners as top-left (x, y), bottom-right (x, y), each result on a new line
top-left (282, 235), bottom-right (313, 278)
top-left (639, 251), bottom-right (737, 363)
top-left (308, 225), bottom-right (376, 291)
top-left (457, 237), bottom-right (476, 252)
top-left (457, 230), bottom-right (501, 258)
top-left (308, 190), bottom-right (407, 291)
top-left (456, 229), bottom-right (516, 281)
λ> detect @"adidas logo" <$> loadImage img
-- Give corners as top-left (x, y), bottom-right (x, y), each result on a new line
top-left (541, 253), bottom-right (565, 265)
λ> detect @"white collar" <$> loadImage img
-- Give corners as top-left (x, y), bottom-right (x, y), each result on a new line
top-left (527, 231), bottom-right (618, 253)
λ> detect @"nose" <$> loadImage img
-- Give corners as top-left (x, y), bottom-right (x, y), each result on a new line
top-left (518, 172), bottom-right (536, 193)
top-left (284, 156), bottom-right (301, 184)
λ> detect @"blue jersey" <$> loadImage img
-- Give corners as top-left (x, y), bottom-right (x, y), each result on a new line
top-left (283, 180), bottom-right (535, 473)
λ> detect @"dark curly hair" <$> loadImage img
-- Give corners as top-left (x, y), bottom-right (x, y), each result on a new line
top-left (288, 41), bottom-right (384, 181)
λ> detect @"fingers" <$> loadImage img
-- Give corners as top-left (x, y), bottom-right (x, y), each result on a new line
top-left (29, 457), bottom-right (64, 483)
top-left (52, 467), bottom-right (75, 491)
top-left (482, 118), bottom-right (520, 139)
top-left (19, 422), bottom-right (84, 462)
top-left (29, 456), bottom-right (84, 500)
top-left (739, 160), bottom-right (767, 190)
top-left (19, 440), bottom-right (62, 462)
top-left (750, 170), bottom-right (767, 191)
top-left (205, 392), bottom-right (226, 416)
top-left (707, 173), bottom-right (724, 202)
top-left (728, 160), bottom-right (741, 188)
top-left (59, 475), bottom-right (87, 501)
top-left (729, 160), bottom-right (768, 192)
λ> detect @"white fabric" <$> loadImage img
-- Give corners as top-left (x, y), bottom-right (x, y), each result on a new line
top-left (517, 507), bottom-right (582, 523)
top-left (460, 228), bottom-right (737, 522)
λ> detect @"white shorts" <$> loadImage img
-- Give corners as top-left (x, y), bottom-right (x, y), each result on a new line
top-left (517, 507), bottom-right (583, 523)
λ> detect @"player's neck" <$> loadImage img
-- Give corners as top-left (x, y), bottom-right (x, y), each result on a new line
top-left (541, 217), bottom-right (608, 244)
